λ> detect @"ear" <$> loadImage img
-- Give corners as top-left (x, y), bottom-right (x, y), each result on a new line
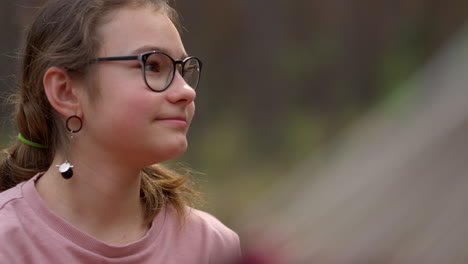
top-left (43, 67), bottom-right (84, 118)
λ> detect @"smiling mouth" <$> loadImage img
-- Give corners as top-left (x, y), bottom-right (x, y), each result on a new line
top-left (157, 116), bottom-right (186, 121)
top-left (156, 117), bottom-right (188, 127)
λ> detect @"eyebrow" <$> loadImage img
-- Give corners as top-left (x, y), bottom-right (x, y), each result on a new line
top-left (129, 45), bottom-right (188, 59)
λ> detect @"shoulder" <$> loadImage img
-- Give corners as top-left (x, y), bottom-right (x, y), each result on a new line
top-left (185, 207), bottom-right (241, 260)
top-left (0, 183), bottom-right (27, 243)
top-left (185, 207), bottom-right (240, 242)
top-left (164, 205), bottom-right (242, 261)
top-left (0, 183), bottom-right (24, 211)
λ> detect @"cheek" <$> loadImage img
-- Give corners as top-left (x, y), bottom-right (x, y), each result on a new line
top-left (187, 103), bottom-right (196, 124)
top-left (95, 71), bottom-right (154, 112)
top-left (104, 95), bottom-right (155, 133)
top-left (85, 77), bottom-right (155, 130)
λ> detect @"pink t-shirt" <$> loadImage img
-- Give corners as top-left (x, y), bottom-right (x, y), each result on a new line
top-left (0, 174), bottom-right (241, 263)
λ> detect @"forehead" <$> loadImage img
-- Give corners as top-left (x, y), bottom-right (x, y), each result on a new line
top-left (97, 6), bottom-right (186, 58)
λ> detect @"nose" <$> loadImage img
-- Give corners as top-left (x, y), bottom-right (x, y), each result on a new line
top-left (166, 71), bottom-right (196, 105)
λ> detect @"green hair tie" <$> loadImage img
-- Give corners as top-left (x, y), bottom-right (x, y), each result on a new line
top-left (18, 133), bottom-right (48, 149)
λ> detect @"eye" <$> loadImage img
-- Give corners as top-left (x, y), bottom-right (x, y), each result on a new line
top-left (144, 53), bottom-right (170, 74)
top-left (183, 59), bottom-right (201, 74)
top-left (184, 64), bottom-right (198, 71)
top-left (144, 62), bottom-right (161, 72)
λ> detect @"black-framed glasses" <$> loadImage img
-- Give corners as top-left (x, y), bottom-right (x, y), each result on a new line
top-left (91, 51), bottom-right (202, 92)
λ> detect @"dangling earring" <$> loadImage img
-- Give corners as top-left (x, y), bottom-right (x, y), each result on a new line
top-left (56, 115), bottom-right (82, 179)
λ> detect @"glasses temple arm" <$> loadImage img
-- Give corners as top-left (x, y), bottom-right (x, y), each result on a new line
top-left (90, 55), bottom-right (139, 62)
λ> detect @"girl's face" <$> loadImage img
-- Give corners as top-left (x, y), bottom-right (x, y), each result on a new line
top-left (79, 6), bottom-right (196, 167)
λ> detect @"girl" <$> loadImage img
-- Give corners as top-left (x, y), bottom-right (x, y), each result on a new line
top-left (0, 0), bottom-right (241, 263)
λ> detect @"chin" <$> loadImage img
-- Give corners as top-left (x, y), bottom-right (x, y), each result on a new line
top-left (171, 140), bottom-right (189, 157)
top-left (157, 140), bottom-right (188, 162)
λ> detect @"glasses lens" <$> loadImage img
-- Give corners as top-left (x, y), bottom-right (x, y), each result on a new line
top-left (144, 52), bottom-right (174, 91)
top-left (182, 58), bottom-right (201, 90)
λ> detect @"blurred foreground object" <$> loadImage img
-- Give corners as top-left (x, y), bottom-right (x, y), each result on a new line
top-left (236, 24), bottom-right (468, 263)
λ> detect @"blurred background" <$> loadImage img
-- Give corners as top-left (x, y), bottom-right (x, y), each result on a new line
top-left (176, 0), bottom-right (468, 224)
top-left (2, 1), bottom-right (468, 262)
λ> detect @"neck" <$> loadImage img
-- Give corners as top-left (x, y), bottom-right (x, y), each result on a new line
top-left (36, 149), bottom-right (149, 245)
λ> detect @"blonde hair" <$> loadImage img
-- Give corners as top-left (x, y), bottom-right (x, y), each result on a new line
top-left (0, 0), bottom-right (199, 225)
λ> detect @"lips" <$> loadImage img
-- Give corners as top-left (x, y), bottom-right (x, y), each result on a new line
top-left (155, 115), bottom-right (188, 127)
top-left (156, 116), bottom-right (186, 121)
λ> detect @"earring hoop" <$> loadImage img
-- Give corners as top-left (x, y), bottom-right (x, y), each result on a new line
top-left (57, 115), bottom-right (82, 179)
top-left (66, 115), bottom-right (82, 133)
